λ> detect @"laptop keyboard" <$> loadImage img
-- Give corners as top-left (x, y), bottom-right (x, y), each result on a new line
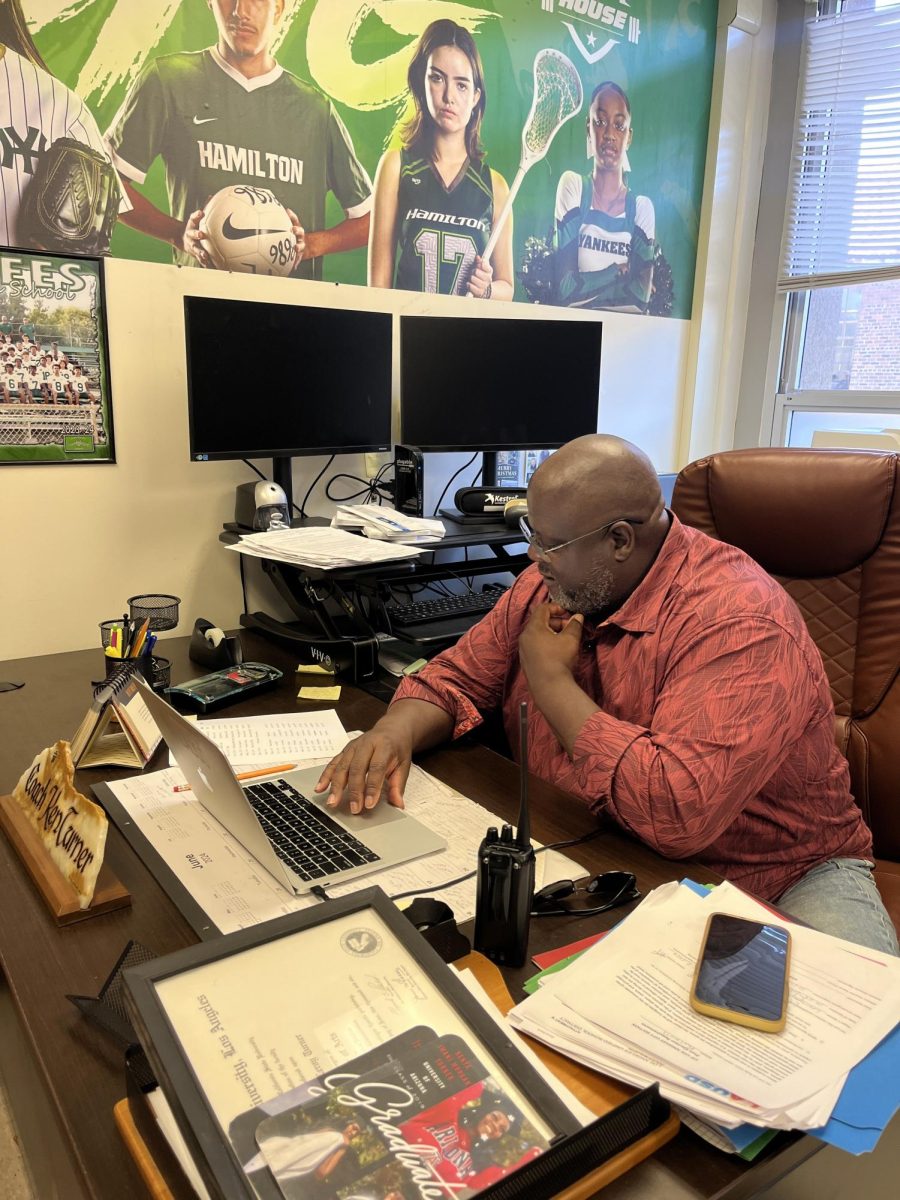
top-left (245, 778), bottom-right (380, 881)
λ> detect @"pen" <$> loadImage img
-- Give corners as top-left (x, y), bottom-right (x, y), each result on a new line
top-left (172, 763), bottom-right (299, 792)
top-left (131, 617), bottom-right (151, 658)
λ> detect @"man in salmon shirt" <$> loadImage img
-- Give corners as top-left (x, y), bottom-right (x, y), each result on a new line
top-left (318, 435), bottom-right (898, 955)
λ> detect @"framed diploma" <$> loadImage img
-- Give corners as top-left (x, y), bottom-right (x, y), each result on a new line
top-left (125, 887), bottom-right (611, 1200)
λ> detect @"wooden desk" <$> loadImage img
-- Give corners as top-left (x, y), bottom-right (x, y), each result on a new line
top-left (0, 634), bottom-right (821, 1200)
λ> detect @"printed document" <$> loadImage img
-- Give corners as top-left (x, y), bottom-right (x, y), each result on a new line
top-left (510, 880), bottom-right (900, 1131)
top-left (171, 710), bottom-right (348, 769)
top-left (101, 758), bottom-right (580, 935)
top-left (225, 526), bottom-right (423, 569)
top-left (332, 503), bottom-right (445, 544)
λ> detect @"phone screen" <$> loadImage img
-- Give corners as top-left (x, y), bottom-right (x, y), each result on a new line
top-left (693, 914), bottom-right (790, 1023)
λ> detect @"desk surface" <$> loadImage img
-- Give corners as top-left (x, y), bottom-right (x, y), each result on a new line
top-left (0, 633), bottom-right (819, 1200)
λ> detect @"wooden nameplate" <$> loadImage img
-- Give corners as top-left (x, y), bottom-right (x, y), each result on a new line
top-left (0, 793), bottom-right (130, 924)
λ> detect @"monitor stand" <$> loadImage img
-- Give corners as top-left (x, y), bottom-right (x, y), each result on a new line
top-left (271, 455), bottom-right (295, 520)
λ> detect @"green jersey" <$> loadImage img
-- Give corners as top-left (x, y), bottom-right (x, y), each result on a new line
top-left (106, 48), bottom-right (372, 279)
top-left (393, 149), bottom-right (493, 295)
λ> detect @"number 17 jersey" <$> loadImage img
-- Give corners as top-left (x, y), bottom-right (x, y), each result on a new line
top-left (393, 151), bottom-right (493, 296)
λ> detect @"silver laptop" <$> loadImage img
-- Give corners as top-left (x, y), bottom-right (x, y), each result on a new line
top-left (135, 680), bottom-right (445, 894)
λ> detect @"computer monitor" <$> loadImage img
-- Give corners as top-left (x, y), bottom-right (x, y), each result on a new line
top-left (399, 313), bottom-right (601, 454)
top-left (184, 296), bottom-right (393, 511)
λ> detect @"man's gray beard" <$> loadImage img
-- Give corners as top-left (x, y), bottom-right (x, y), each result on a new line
top-left (546, 563), bottom-right (615, 615)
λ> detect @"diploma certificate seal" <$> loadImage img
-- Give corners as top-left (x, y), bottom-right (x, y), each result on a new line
top-left (340, 928), bottom-right (383, 957)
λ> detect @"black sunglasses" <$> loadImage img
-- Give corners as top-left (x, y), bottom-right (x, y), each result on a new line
top-left (531, 870), bottom-right (640, 917)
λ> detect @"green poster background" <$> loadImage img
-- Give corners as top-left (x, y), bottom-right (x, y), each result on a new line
top-left (30, 0), bottom-right (717, 319)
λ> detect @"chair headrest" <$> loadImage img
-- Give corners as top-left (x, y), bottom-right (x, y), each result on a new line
top-left (673, 449), bottom-right (897, 577)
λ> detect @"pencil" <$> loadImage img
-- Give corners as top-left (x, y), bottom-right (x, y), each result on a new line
top-left (172, 763), bottom-right (299, 793)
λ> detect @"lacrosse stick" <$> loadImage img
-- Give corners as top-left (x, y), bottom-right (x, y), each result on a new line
top-left (481, 49), bottom-right (583, 265)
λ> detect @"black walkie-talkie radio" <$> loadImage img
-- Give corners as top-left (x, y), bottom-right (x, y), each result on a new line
top-left (473, 701), bottom-right (535, 967)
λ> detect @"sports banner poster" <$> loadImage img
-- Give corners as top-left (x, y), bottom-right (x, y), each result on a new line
top-left (1, 1), bottom-right (717, 321)
top-left (0, 249), bottom-right (113, 464)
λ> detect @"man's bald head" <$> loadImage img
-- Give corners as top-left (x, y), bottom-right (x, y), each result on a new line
top-left (529, 435), bottom-right (663, 525)
top-left (525, 436), bottom-right (669, 616)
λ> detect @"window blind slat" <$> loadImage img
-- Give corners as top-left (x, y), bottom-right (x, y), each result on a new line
top-left (778, 4), bottom-right (900, 292)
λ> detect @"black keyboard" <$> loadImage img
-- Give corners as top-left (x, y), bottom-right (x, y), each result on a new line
top-left (387, 584), bottom-right (508, 628)
top-left (245, 778), bottom-right (379, 882)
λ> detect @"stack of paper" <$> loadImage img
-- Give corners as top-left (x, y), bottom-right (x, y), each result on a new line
top-left (225, 525), bottom-right (424, 568)
top-left (332, 503), bottom-right (445, 544)
top-left (509, 880), bottom-right (900, 1140)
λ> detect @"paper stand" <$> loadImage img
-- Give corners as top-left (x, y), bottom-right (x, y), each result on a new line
top-left (0, 794), bottom-right (131, 924)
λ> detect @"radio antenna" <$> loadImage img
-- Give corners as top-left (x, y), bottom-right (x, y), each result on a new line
top-left (516, 701), bottom-right (531, 848)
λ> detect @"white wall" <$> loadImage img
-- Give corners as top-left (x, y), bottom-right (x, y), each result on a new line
top-left (1, 256), bottom-right (691, 660)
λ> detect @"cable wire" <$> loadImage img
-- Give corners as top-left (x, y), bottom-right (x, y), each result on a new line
top-left (431, 452), bottom-right (479, 517)
top-left (298, 454), bottom-right (336, 518)
top-left (387, 827), bottom-right (605, 901)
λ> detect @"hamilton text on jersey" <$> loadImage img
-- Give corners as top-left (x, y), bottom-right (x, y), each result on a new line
top-left (197, 139), bottom-right (303, 185)
top-left (404, 207), bottom-right (489, 234)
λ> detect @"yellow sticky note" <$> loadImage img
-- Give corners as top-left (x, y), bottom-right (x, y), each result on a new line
top-left (298, 685), bottom-right (342, 701)
top-left (402, 658), bottom-right (428, 676)
top-left (296, 663), bottom-right (334, 676)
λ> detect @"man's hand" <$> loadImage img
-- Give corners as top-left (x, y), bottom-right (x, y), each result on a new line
top-left (518, 602), bottom-right (584, 684)
top-left (285, 207), bottom-right (306, 267)
top-left (182, 208), bottom-right (212, 267)
top-left (316, 719), bottom-right (413, 814)
top-left (518, 605), bottom-right (597, 757)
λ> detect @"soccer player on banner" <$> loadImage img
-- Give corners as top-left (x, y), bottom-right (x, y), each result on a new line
top-left (368, 19), bottom-right (513, 301)
top-left (105, 0), bottom-right (372, 280)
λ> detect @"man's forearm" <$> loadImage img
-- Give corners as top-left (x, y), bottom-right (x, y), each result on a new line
top-left (118, 179), bottom-right (184, 246)
top-left (382, 697), bottom-right (454, 753)
top-left (303, 213), bottom-right (370, 260)
top-left (526, 667), bottom-right (599, 757)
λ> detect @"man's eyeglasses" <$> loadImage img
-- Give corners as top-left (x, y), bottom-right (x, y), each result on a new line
top-left (531, 870), bottom-right (640, 917)
top-left (519, 514), bottom-right (645, 559)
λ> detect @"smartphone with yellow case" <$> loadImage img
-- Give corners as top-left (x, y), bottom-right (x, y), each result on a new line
top-left (689, 912), bottom-right (791, 1033)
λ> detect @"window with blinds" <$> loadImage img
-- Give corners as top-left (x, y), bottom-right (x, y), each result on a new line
top-left (770, 0), bottom-right (900, 449)
top-left (779, 3), bottom-right (900, 292)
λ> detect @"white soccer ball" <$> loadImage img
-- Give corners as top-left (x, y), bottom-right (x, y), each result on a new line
top-left (199, 185), bottom-right (296, 276)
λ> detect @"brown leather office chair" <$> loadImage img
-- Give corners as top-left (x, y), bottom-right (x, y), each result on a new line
top-left (671, 448), bottom-right (900, 936)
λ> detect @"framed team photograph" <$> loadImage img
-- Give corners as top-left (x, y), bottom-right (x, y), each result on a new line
top-left (0, 247), bottom-right (114, 465)
top-left (123, 888), bottom-right (595, 1200)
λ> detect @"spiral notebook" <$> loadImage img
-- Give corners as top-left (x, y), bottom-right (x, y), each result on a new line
top-left (70, 669), bottom-right (162, 769)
